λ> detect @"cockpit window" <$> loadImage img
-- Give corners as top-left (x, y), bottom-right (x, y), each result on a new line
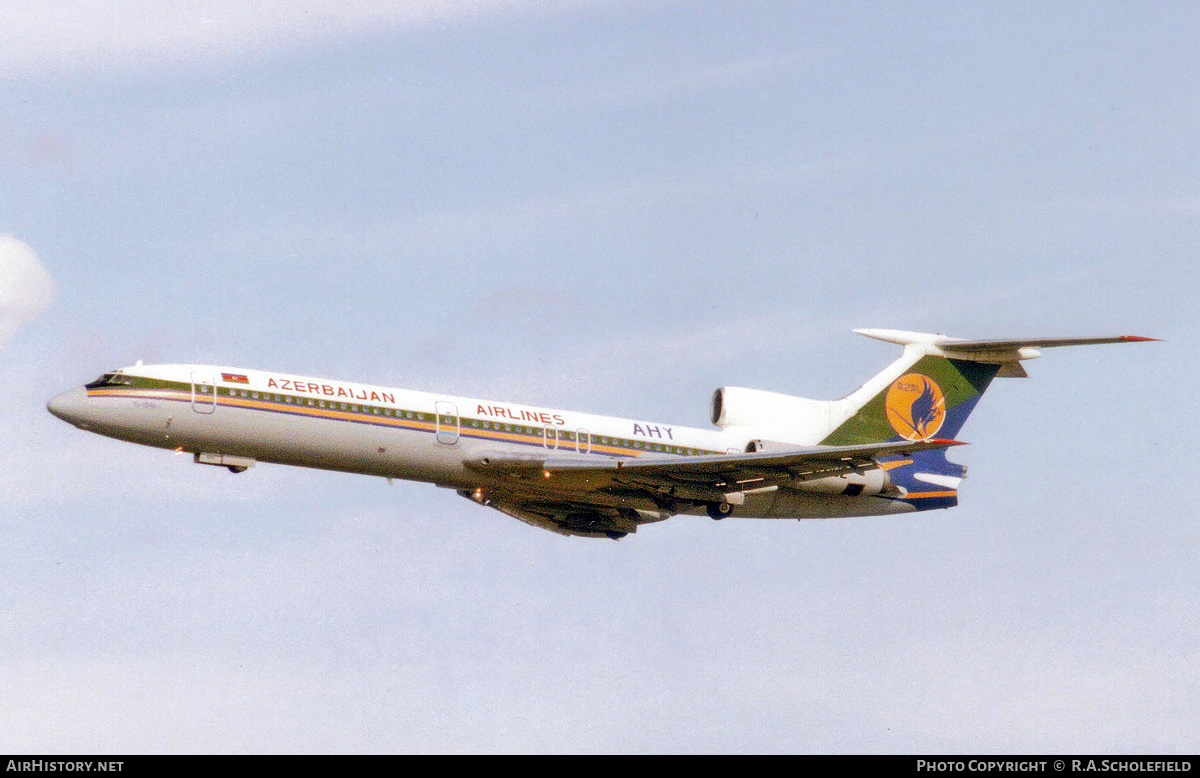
top-left (85, 372), bottom-right (134, 389)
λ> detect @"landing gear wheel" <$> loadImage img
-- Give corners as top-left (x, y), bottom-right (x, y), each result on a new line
top-left (227, 465), bottom-right (248, 473)
top-left (707, 501), bottom-right (733, 520)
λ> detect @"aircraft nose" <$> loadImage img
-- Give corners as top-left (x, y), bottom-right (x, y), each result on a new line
top-left (47, 386), bottom-right (88, 424)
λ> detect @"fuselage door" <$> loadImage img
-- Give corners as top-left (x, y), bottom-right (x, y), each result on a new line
top-left (576, 428), bottom-right (590, 454)
top-left (191, 371), bottom-right (216, 414)
top-left (435, 401), bottom-right (459, 445)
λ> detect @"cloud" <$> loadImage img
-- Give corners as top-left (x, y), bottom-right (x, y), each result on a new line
top-left (0, 235), bottom-right (55, 348)
top-left (0, 1), bottom-right (598, 78)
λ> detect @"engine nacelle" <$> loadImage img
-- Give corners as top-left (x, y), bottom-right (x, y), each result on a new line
top-left (790, 468), bottom-right (892, 497)
top-left (711, 386), bottom-right (834, 436)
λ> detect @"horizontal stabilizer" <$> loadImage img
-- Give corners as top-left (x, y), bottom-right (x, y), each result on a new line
top-left (938, 335), bottom-right (1159, 352)
top-left (853, 330), bottom-right (1157, 376)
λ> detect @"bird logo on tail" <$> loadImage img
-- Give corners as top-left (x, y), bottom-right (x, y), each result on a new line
top-left (885, 373), bottom-right (946, 440)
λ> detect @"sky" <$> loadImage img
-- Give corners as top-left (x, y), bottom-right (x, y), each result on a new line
top-left (1, 0), bottom-right (1196, 754)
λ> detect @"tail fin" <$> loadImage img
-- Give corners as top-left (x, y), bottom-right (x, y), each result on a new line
top-left (822, 328), bottom-right (1156, 446)
top-left (821, 328), bottom-right (1156, 510)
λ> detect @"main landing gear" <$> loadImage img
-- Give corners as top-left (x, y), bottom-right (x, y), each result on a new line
top-left (706, 501), bottom-right (733, 520)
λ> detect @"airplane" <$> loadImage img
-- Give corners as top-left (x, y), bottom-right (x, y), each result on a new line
top-left (46, 328), bottom-right (1154, 539)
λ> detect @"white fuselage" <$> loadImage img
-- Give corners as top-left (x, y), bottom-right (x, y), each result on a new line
top-left (47, 363), bottom-right (916, 523)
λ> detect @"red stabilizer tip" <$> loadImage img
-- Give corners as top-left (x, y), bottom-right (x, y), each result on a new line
top-left (930, 438), bottom-right (968, 446)
top-left (1120, 336), bottom-right (1160, 342)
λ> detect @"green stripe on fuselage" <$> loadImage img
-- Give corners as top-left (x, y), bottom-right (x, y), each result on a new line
top-left (95, 375), bottom-right (721, 458)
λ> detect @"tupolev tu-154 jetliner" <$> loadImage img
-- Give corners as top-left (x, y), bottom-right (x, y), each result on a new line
top-left (47, 329), bottom-right (1154, 539)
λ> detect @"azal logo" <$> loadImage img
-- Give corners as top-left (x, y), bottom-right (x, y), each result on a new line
top-left (885, 373), bottom-right (946, 440)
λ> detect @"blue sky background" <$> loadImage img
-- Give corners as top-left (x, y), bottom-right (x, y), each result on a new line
top-left (1, 1), bottom-right (1196, 753)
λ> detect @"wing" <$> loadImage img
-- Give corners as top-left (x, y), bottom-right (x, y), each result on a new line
top-left (459, 438), bottom-right (965, 538)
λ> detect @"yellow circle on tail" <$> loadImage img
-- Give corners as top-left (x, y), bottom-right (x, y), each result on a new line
top-left (885, 373), bottom-right (946, 440)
